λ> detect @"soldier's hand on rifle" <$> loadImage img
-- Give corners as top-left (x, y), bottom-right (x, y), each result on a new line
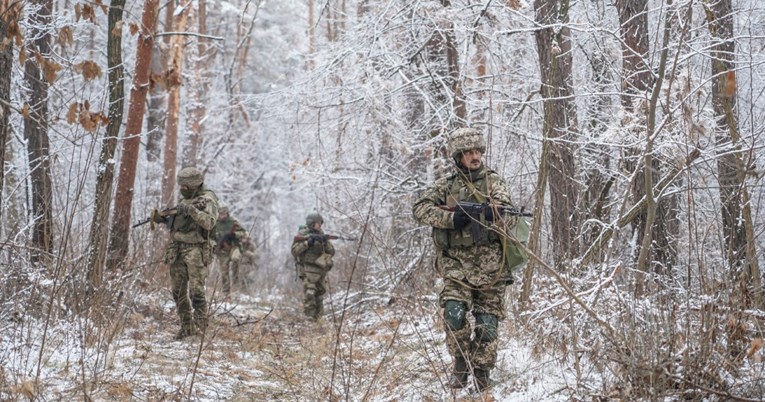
top-left (176, 203), bottom-right (192, 215)
top-left (307, 236), bottom-right (317, 247)
top-left (151, 208), bottom-right (167, 223)
top-left (482, 205), bottom-right (497, 222)
top-left (453, 209), bottom-right (471, 230)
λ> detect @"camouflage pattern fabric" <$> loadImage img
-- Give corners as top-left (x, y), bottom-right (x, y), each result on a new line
top-left (213, 215), bottom-right (248, 293)
top-left (441, 278), bottom-right (505, 369)
top-left (217, 246), bottom-right (241, 294)
top-left (412, 163), bottom-right (513, 371)
top-left (163, 186), bottom-right (219, 336)
top-left (291, 226), bottom-right (335, 319)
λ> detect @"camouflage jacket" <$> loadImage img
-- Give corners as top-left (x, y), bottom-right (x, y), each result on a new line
top-left (412, 164), bottom-right (514, 286)
top-left (170, 186), bottom-right (219, 245)
top-left (291, 226), bottom-right (335, 272)
top-left (213, 215), bottom-right (248, 251)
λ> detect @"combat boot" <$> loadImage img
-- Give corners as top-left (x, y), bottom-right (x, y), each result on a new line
top-left (174, 323), bottom-right (197, 340)
top-left (448, 356), bottom-right (469, 388)
top-left (194, 311), bottom-right (209, 334)
top-left (473, 368), bottom-right (492, 392)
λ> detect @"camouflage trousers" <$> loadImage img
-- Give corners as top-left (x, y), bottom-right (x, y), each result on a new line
top-left (299, 264), bottom-right (327, 319)
top-left (216, 246), bottom-right (241, 294)
top-left (439, 277), bottom-right (506, 370)
top-left (167, 243), bottom-right (211, 333)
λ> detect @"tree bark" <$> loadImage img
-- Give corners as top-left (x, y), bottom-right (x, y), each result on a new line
top-left (533, 0), bottom-right (580, 267)
top-left (0, 0), bottom-right (19, 217)
top-left (86, 0), bottom-right (126, 289)
top-left (23, 0), bottom-right (54, 263)
top-left (617, 0), bottom-right (680, 283)
top-left (107, 0), bottom-right (159, 270)
top-left (161, 0), bottom-right (190, 207)
top-left (704, 0), bottom-right (762, 308)
top-left (182, 0), bottom-right (209, 166)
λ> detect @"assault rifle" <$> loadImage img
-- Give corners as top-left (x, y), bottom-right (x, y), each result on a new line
top-left (438, 201), bottom-right (532, 243)
top-left (293, 234), bottom-right (357, 243)
top-left (133, 198), bottom-right (207, 230)
top-left (438, 201), bottom-right (533, 218)
top-left (132, 206), bottom-right (177, 230)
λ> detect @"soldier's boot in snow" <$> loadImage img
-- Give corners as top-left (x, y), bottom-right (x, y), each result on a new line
top-left (448, 357), bottom-right (469, 388)
top-left (194, 311), bottom-right (208, 334)
top-left (174, 322), bottom-right (197, 340)
top-left (473, 368), bottom-right (492, 392)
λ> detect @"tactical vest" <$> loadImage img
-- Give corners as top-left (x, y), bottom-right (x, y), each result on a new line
top-left (296, 227), bottom-right (326, 265)
top-left (433, 171), bottom-right (499, 249)
top-left (172, 188), bottom-right (216, 244)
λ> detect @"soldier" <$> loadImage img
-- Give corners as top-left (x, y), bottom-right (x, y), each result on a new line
top-left (291, 212), bottom-right (335, 320)
top-left (412, 127), bottom-right (518, 391)
top-left (159, 166), bottom-right (219, 340)
top-left (212, 205), bottom-right (248, 295)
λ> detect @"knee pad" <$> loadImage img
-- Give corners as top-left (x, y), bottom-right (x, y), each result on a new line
top-left (475, 313), bottom-right (498, 342)
top-left (444, 300), bottom-right (467, 331)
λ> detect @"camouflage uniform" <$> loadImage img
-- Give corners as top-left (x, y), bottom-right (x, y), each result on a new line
top-left (412, 128), bottom-right (516, 391)
top-left (212, 206), bottom-right (248, 295)
top-left (161, 167), bottom-right (219, 340)
top-left (291, 213), bottom-right (335, 320)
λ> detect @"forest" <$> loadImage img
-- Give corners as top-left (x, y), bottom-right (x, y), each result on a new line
top-left (1, 0), bottom-right (764, 400)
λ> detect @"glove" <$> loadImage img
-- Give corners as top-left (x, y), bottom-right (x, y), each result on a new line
top-left (307, 236), bottom-right (317, 247)
top-left (222, 233), bottom-right (236, 246)
top-left (453, 209), bottom-right (471, 230)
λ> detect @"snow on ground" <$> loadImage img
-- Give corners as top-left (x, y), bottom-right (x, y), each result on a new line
top-left (1, 289), bottom-right (580, 401)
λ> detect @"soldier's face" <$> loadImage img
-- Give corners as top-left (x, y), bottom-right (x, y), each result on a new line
top-left (311, 221), bottom-right (323, 230)
top-left (459, 149), bottom-right (483, 170)
top-left (179, 184), bottom-right (197, 198)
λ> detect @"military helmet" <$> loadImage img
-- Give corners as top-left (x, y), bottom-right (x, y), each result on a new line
top-left (306, 212), bottom-right (324, 226)
top-left (219, 205), bottom-right (229, 214)
top-left (447, 127), bottom-right (486, 159)
top-left (177, 167), bottom-right (204, 187)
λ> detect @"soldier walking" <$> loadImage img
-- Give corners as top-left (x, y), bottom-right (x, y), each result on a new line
top-left (158, 167), bottom-right (219, 340)
top-left (291, 212), bottom-right (335, 320)
top-left (413, 127), bottom-right (520, 391)
top-left (213, 205), bottom-right (248, 295)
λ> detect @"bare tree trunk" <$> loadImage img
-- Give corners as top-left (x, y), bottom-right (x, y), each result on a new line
top-left (308, 0), bottom-right (315, 70)
top-left (145, 36), bottom-right (166, 165)
top-left (0, 0), bottom-right (18, 216)
top-left (161, 0), bottom-right (190, 207)
top-left (533, 0), bottom-right (580, 267)
top-left (23, 0), bottom-right (54, 263)
top-left (616, 0), bottom-right (679, 286)
top-left (704, 0), bottom-right (762, 309)
top-left (579, 49), bottom-right (614, 255)
top-left (107, 0), bottom-right (159, 270)
top-left (144, 0), bottom-right (172, 201)
top-left (183, 0), bottom-right (209, 166)
top-left (86, 0), bottom-right (126, 289)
